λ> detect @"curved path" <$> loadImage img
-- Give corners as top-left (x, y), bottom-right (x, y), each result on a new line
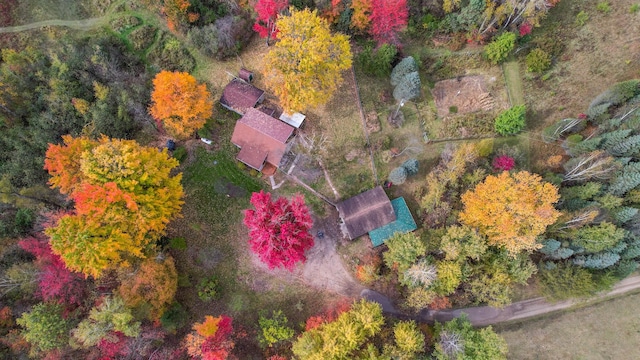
top-left (363, 275), bottom-right (640, 326)
top-left (0, 17), bottom-right (108, 33)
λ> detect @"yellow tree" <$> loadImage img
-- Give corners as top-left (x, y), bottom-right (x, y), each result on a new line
top-left (44, 136), bottom-right (184, 278)
top-left (263, 8), bottom-right (352, 112)
top-left (459, 171), bottom-right (561, 255)
top-left (149, 70), bottom-right (213, 140)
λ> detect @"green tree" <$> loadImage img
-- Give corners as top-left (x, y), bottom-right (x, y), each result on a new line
top-left (292, 299), bottom-right (384, 359)
top-left (439, 225), bottom-right (487, 261)
top-left (433, 316), bottom-right (508, 360)
top-left (539, 262), bottom-right (606, 300)
top-left (432, 260), bottom-right (463, 296)
top-left (72, 296), bottom-right (141, 348)
top-left (525, 48), bottom-right (551, 73)
top-left (17, 303), bottom-right (72, 355)
top-left (383, 232), bottom-right (426, 271)
top-left (484, 32), bottom-right (516, 64)
top-left (572, 222), bottom-right (625, 253)
top-left (390, 57), bottom-right (418, 86)
top-left (258, 310), bottom-right (295, 348)
top-left (393, 320), bottom-right (425, 355)
top-left (494, 105), bottom-right (526, 136)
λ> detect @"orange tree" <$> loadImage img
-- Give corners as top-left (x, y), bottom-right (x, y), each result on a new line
top-left (458, 171), bottom-right (561, 255)
top-left (263, 8), bottom-right (352, 112)
top-left (44, 135), bottom-right (184, 278)
top-left (149, 70), bottom-right (213, 140)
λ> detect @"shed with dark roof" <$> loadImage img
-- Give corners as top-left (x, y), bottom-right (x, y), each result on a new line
top-left (230, 108), bottom-right (294, 172)
top-left (220, 78), bottom-right (265, 115)
top-left (336, 186), bottom-right (396, 240)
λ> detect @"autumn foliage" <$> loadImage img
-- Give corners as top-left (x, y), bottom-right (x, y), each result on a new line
top-left (149, 70), bottom-right (213, 140)
top-left (184, 315), bottom-right (235, 359)
top-left (459, 171), bottom-right (561, 255)
top-left (253, 0), bottom-right (289, 44)
top-left (18, 236), bottom-right (87, 307)
top-left (263, 8), bottom-right (352, 112)
top-left (44, 135), bottom-right (184, 278)
top-left (117, 256), bottom-right (178, 320)
top-left (369, 0), bottom-right (408, 45)
top-left (243, 190), bottom-right (314, 271)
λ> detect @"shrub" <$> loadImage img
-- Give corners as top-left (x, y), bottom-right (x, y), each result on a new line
top-left (160, 302), bottom-right (189, 333)
top-left (596, 2), bottom-right (611, 13)
top-left (172, 146), bottom-right (187, 163)
top-left (13, 208), bottom-right (35, 235)
top-left (110, 15), bottom-right (142, 33)
top-left (630, 4), bottom-right (640, 13)
top-left (575, 11), bottom-right (589, 26)
top-left (197, 275), bottom-right (221, 301)
top-left (484, 32), bottom-right (516, 64)
top-left (494, 105), bottom-right (526, 136)
top-left (401, 158), bottom-right (419, 176)
top-left (449, 106), bottom-right (458, 113)
top-left (357, 43), bottom-right (397, 77)
top-left (128, 25), bottom-right (157, 52)
top-left (526, 48), bottom-right (551, 73)
top-left (169, 237), bottom-right (187, 250)
top-left (258, 310), bottom-right (295, 348)
top-left (148, 33), bottom-right (195, 72)
top-left (187, 24), bottom-right (219, 58)
top-left (492, 155), bottom-right (515, 171)
top-left (388, 167), bottom-right (408, 185)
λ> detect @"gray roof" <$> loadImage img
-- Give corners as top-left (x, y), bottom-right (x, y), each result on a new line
top-left (336, 186), bottom-right (396, 240)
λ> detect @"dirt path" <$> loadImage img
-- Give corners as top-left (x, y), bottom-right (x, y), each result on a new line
top-left (421, 275), bottom-right (640, 326)
top-left (503, 60), bottom-right (525, 107)
top-left (0, 17), bottom-right (110, 33)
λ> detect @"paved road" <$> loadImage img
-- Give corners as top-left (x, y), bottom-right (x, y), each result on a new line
top-left (363, 275), bottom-right (640, 326)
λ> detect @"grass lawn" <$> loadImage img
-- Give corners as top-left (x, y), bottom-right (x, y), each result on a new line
top-left (167, 147), bottom-right (336, 355)
top-left (496, 292), bottom-right (640, 360)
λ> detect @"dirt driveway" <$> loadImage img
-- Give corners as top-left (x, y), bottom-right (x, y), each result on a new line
top-left (250, 209), bottom-right (364, 298)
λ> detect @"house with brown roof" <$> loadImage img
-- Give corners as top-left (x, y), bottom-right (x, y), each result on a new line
top-left (336, 186), bottom-right (396, 240)
top-left (336, 186), bottom-right (418, 245)
top-left (220, 78), bottom-right (265, 115)
top-left (230, 108), bottom-right (295, 174)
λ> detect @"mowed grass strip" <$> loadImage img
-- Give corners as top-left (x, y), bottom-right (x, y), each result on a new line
top-left (495, 292), bottom-right (640, 360)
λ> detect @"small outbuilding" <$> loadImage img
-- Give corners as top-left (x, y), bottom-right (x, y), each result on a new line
top-left (336, 186), bottom-right (417, 246)
top-left (220, 78), bottom-right (266, 115)
top-left (230, 108), bottom-right (295, 174)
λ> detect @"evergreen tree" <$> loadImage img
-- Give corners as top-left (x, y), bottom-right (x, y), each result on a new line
top-left (390, 57), bottom-right (418, 86)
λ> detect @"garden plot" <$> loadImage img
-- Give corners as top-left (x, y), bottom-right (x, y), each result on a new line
top-left (432, 75), bottom-right (498, 118)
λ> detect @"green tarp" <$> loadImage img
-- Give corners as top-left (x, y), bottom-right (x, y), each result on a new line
top-left (369, 197), bottom-right (417, 247)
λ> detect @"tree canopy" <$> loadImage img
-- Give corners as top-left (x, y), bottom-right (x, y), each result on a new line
top-left (263, 8), bottom-right (352, 112)
top-left (243, 191), bottom-right (314, 271)
top-left (459, 171), bottom-right (561, 255)
top-left (149, 70), bottom-right (213, 140)
top-left (44, 135), bottom-right (184, 278)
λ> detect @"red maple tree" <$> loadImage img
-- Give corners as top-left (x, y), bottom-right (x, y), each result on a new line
top-left (369, 0), bottom-right (408, 45)
top-left (253, 0), bottom-right (289, 45)
top-left (19, 236), bottom-right (88, 307)
top-left (243, 191), bottom-right (314, 271)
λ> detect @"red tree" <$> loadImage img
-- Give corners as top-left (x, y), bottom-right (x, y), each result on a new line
top-left (243, 191), bottom-right (314, 271)
top-left (492, 155), bottom-right (515, 172)
top-left (18, 237), bottom-right (88, 307)
top-left (253, 0), bottom-right (289, 45)
top-left (369, 0), bottom-right (408, 45)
